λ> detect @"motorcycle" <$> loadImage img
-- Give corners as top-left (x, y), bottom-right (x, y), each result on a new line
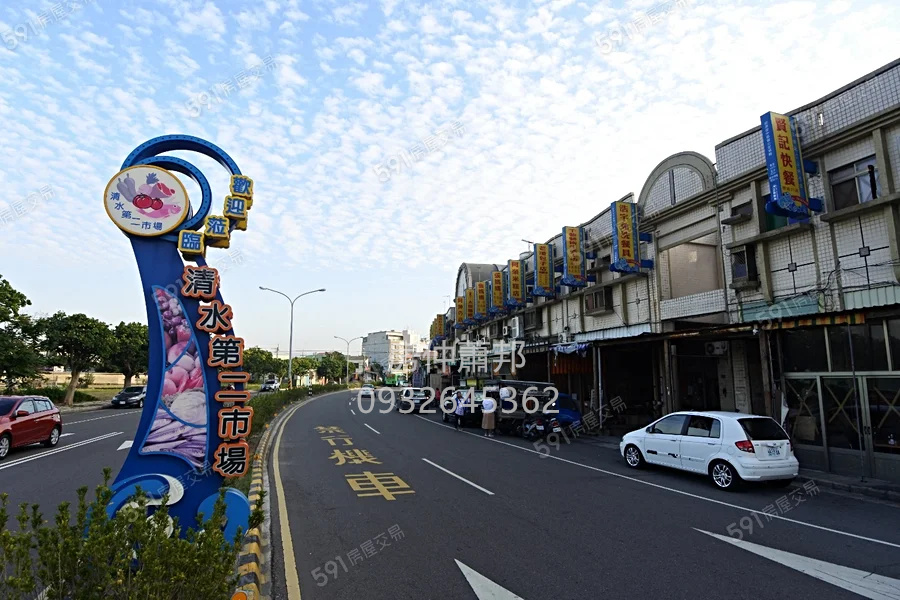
top-left (520, 415), bottom-right (562, 441)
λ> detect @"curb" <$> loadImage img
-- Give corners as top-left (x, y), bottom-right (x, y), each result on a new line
top-left (234, 419), bottom-right (274, 600)
top-left (233, 389), bottom-right (344, 600)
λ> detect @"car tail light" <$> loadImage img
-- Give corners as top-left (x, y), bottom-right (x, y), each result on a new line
top-left (735, 440), bottom-right (755, 453)
top-left (536, 419), bottom-right (544, 426)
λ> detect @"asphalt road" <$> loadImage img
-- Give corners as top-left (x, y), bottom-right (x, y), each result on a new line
top-left (270, 390), bottom-right (900, 600)
top-left (0, 407), bottom-right (141, 516)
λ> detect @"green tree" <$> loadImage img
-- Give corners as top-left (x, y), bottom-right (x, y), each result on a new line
top-left (316, 352), bottom-right (346, 383)
top-left (39, 312), bottom-right (112, 406)
top-left (106, 321), bottom-right (149, 388)
top-left (243, 347), bottom-right (275, 381)
top-left (291, 356), bottom-right (317, 376)
top-left (0, 275), bottom-right (44, 392)
top-left (272, 358), bottom-right (288, 380)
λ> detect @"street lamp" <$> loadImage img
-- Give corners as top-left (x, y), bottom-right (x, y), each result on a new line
top-left (259, 286), bottom-right (326, 389)
top-left (334, 335), bottom-right (363, 384)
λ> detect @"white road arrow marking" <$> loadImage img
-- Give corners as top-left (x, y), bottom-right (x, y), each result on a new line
top-left (117, 440), bottom-right (133, 451)
top-left (456, 560), bottom-right (525, 600)
top-left (695, 529), bottom-right (900, 599)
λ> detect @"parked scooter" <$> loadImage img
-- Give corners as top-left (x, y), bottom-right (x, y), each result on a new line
top-left (520, 414), bottom-right (562, 441)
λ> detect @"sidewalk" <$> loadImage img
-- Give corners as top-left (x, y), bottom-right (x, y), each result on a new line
top-left (573, 432), bottom-right (900, 504)
top-left (58, 400), bottom-right (111, 413)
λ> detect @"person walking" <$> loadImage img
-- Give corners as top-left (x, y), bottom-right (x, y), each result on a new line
top-left (481, 393), bottom-right (496, 437)
top-left (454, 390), bottom-right (466, 431)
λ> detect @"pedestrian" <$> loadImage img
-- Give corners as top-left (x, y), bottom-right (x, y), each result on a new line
top-left (454, 390), bottom-right (466, 431)
top-left (481, 393), bottom-right (496, 437)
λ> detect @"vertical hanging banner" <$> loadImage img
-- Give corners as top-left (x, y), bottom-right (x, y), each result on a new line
top-left (610, 201), bottom-right (641, 274)
top-left (532, 243), bottom-right (555, 297)
top-left (465, 287), bottom-right (476, 324)
top-left (436, 314), bottom-right (446, 339)
top-left (761, 112), bottom-right (823, 217)
top-left (454, 296), bottom-right (465, 329)
top-left (490, 270), bottom-right (505, 315)
top-left (506, 259), bottom-right (526, 308)
top-left (561, 226), bottom-right (587, 287)
top-left (102, 135), bottom-right (252, 542)
top-left (475, 281), bottom-right (488, 319)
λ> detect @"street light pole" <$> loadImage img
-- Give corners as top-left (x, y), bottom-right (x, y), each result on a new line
top-left (259, 286), bottom-right (326, 389)
top-left (334, 335), bottom-right (362, 384)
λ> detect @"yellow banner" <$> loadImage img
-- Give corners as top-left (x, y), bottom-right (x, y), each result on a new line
top-left (465, 288), bottom-right (475, 320)
top-left (455, 296), bottom-right (464, 322)
top-left (476, 281), bottom-right (487, 316)
top-left (564, 226), bottom-right (582, 277)
top-left (508, 260), bottom-right (523, 303)
top-left (615, 202), bottom-right (636, 263)
top-left (492, 271), bottom-right (504, 307)
top-left (536, 244), bottom-right (551, 290)
top-left (768, 112), bottom-right (802, 198)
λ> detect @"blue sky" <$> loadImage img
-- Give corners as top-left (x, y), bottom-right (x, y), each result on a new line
top-left (1, 0), bottom-right (898, 357)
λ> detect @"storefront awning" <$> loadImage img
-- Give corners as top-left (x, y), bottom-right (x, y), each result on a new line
top-left (551, 342), bottom-right (590, 355)
top-left (575, 323), bottom-right (651, 343)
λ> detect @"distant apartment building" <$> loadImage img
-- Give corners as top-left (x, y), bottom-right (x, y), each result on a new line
top-left (362, 329), bottom-right (425, 378)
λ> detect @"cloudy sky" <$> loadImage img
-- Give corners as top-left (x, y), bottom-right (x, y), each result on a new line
top-left (1, 0), bottom-right (898, 357)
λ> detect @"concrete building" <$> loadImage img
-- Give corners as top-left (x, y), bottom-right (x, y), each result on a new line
top-left (429, 58), bottom-right (900, 483)
top-left (362, 329), bottom-right (424, 380)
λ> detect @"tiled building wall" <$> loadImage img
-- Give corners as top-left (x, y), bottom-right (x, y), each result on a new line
top-left (887, 123), bottom-right (900, 191)
top-left (656, 202), bottom-right (716, 243)
top-left (730, 341), bottom-right (749, 413)
top-left (624, 278), bottom-right (650, 324)
top-left (582, 285), bottom-right (627, 332)
top-left (716, 64), bottom-right (900, 183)
top-left (673, 167), bottom-right (704, 201)
top-left (832, 212), bottom-right (894, 293)
top-left (660, 289), bottom-right (726, 320)
top-left (822, 136), bottom-right (876, 174)
top-left (645, 177), bottom-right (671, 217)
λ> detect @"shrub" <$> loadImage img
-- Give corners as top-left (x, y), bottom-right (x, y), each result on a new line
top-left (15, 387), bottom-right (95, 404)
top-left (0, 469), bottom-right (241, 600)
top-left (76, 374), bottom-right (95, 389)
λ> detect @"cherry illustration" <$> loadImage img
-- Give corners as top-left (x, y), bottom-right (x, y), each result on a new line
top-left (133, 193), bottom-right (153, 210)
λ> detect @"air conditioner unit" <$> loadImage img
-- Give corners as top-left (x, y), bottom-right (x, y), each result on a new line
top-left (557, 332), bottom-right (569, 344)
top-left (502, 326), bottom-right (509, 336)
top-left (705, 341), bottom-right (728, 356)
top-left (509, 316), bottom-right (522, 339)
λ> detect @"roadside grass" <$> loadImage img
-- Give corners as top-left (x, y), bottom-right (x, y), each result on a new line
top-left (80, 388), bottom-right (119, 402)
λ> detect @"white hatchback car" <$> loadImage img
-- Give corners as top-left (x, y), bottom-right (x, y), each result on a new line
top-left (619, 411), bottom-right (799, 491)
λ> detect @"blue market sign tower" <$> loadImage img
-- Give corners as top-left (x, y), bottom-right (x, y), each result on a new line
top-left (103, 135), bottom-right (254, 540)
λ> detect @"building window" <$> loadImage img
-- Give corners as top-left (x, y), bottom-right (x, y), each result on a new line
top-left (489, 322), bottom-right (501, 339)
top-left (524, 309), bottom-right (542, 330)
top-left (829, 155), bottom-right (879, 211)
top-left (584, 287), bottom-right (613, 313)
top-left (827, 322), bottom-right (888, 372)
top-left (780, 328), bottom-right (828, 373)
top-left (730, 245), bottom-right (758, 283)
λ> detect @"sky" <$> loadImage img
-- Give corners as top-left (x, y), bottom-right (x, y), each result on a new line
top-left (1, 0), bottom-right (899, 358)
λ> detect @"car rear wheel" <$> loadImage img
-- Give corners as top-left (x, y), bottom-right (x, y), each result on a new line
top-left (0, 434), bottom-right (10, 459)
top-left (624, 444), bottom-right (645, 469)
top-left (710, 460), bottom-right (741, 491)
top-left (44, 427), bottom-right (60, 448)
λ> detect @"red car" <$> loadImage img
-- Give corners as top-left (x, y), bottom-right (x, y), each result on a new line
top-left (0, 396), bottom-right (62, 459)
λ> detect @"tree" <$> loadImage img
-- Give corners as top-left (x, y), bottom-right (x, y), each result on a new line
top-left (243, 347), bottom-right (275, 381)
top-left (272, 358), bottom-right (288, 380)
top-left (371, 361), bottom-right (385, 381)
top-left (291, 356), bottom-right (318, 382)
top-left (39, 312), bottom-right (112, 406)
top-left (316, 352), bottom-right (346, 383)
top-left (0, 275), bottom-right (44, 392)
top-left (106, 322), bottom-right (149, 388)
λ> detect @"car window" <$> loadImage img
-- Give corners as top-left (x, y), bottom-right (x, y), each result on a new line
top-left (17, 400), bottom-right (36, 415)
top-left (0, 398), bottom-right (17, 416)
top-left (739, 417), bottom-right (788, 441)
top-left (32, 399), bottom-right (52, 412)
top-left (685, 416), bottom-right (715, 437)
top-left (710, 419), bottom-right (721, 439)
top-left (650, 414), bottom-right (686, 435)
top-left (125, 386), bottom-right (144, 393)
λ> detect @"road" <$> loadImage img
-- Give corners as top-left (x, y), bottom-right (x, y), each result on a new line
top-left (270, 390), bottom-right (900, 600)
top-left (0, 407), bottom-right (140, 515)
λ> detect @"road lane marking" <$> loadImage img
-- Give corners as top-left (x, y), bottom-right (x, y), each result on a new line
top-left (118, 440), bottom-right (133, 451)
top-left (422, 458), bottom-right (493, 495)
top-left (696, 529), bottom-right (900, 598)
top-left (364, 423), bottom-right (380, 435)
top-left (59, 433), bottom-right (74, 438)
top-left (456, 560), bottom-right (524, 599)
top-left (351, 409), bottom-right (356, 415)
top-left (65, 412), bottom-right (136, 425)
top-left (413, 415), bottom-right (900, 550)
top-left (273, 401), bottom-right (307, 600)
top-left (0, 432), bottom-right (124, 471)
